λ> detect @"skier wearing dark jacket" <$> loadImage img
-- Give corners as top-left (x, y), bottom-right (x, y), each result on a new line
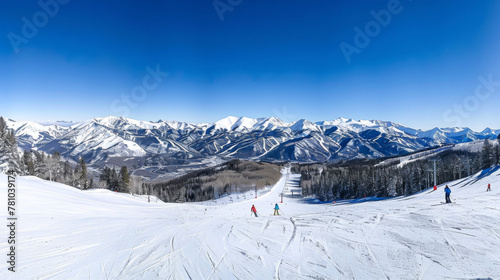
top-left (444, 185), bottom-right (451, 203)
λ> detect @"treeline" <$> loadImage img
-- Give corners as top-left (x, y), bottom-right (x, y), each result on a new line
top-left (0, 116), bottom-right (136, 192)
top-left (21, 148), bottom-right (136, 192)
top-left (293, 139), bottom-right (500, 201)
top-left (22, 149), bottom-right (90, 187)
top-left (143, 159), bottom-right (282, 203)
top-left (98, 165), bottom-right (142, 193)
top-left (1, 116), bottom-right (90, 187)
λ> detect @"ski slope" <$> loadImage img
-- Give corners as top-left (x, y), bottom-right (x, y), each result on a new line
top-left (1, 167), bottom-right (500, 279)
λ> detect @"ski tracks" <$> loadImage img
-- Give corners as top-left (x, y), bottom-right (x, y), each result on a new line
top-left (435, 217), bottom-right (467, 275)
top-left (362, 231), bottom-right (389, 280)
top-left (260, 217), bottom-right (271, 234)
top-left (275, 259), bottom-right (282, 280)
top-left (285, 217), bottom-right (297, 250)
top-left (206, 252), bottom-right (227, 280)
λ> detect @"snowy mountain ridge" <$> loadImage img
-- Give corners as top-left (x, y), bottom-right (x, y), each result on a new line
top-left (5, 116), bottom-right (499, 164)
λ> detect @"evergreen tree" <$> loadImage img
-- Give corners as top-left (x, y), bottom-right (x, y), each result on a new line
top-left (481, 139), bottom-right (494, 169)
top-left (63, 160), bottom-right (72, 183)
top-left (118, 166), bottom-right (130, 193)
top-left (387, 173), bottom-right (397, 196)
top-left (99, 167), bottom-right (110, 186)
top-left (32, 151), bottom-right (48, 179)
top-left (110, 167), bottom-right (118, 191)
top-left (0, 117), bottom-right (6, 138)
top-left (5, 130), bottom-right (16, 145)
top-left (0, 117), bottom-right (23, 174)
top-left (495, 142), bottom-right (500, 165)
top-left (47, 152), bottom-right (63, 182)
top-left (76, 156), bottom-right (88, 189)
top-left (23, 150), bottom-right (35, 175)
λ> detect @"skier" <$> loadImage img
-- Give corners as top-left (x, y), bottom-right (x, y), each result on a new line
top-left (251, 205), bottom-right (258, 217)
top-left (487, 183), bottom-right (491, 191)
top-left (433, 185), bottom-right (437, 191)
top-left (274, 203), bottom-right (280, 216)
top-left (444, 185), bottom-right (451, 203)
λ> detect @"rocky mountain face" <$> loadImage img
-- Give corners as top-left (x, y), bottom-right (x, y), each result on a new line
top-left (6, 116), bottom-right (500, 165)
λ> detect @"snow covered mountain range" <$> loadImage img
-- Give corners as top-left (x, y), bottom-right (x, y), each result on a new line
top-left (6, 116), bottom-right (500, 164)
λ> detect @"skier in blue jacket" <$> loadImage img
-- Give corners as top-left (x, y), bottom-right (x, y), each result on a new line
top-left (444, 185), bottom-right (451, 203)
top-left (274, 203), bottom-right (280, 215)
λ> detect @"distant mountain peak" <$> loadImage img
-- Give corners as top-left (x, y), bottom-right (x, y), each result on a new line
top-left (214, 116), bottom-right (241, 130)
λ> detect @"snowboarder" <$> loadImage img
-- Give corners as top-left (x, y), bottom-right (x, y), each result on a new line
top-left (487, 183), bottom-right (491, 191)
top-left (251, 205), bottom-right (258, 217)
top-left (444, 185), bottom-right (451, 203)
top-left (274, 203), bottom-right (280, 215)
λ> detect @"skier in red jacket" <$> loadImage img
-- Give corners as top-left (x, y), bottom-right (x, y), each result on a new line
top-left (487, 183), bottom-right (491, 191)
top-left (251, 205), bottom-right (258, 217)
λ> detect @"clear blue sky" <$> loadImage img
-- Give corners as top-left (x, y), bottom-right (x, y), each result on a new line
top-left (1, 0), bottom-right (499, 130)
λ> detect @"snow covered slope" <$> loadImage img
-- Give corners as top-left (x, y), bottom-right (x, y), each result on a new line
top-left (1, 167), bottom-right (500, 279)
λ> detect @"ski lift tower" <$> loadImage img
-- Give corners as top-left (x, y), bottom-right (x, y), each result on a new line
top-left (429, 158), bottom-right (440, 187)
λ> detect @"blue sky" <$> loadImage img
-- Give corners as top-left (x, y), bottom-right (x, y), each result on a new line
top-left (1, 0), bottom-right (499, 130)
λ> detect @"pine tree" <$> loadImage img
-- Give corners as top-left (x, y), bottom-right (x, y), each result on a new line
top-left (63, 160), bottom-right (72, 183)
top-left (481, 139), bottom-right (494, 169)
top-left (0, 117), bottom-right (23, 174)
top-left (110, 167), bottom-right (118, 191)
top-left (6, 130), bottom-right (16, 145)
top-left (387, 173), bottom-right (397, 196)
top-left (0, 117), bottom-right (6, 138)
top-left (76, 156), bottom-right (88, 189)
top-left (495, 142), bottom-right (500, 165)
top-left (118, 166), bottom-right (130, 193)
top-left (32, 151), bottom-right (48, 179)
top-left (23, 150), bottom-right (35, 175)
top-left (47, 152), bottom-right (63, 182)
top-left (99, 167), bottom-right (109, 186)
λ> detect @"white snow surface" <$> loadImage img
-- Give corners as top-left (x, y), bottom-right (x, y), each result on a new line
top-left (213, 116), bottom-right (240, 131)
top-left (1, 167), bottom-right (500, 279)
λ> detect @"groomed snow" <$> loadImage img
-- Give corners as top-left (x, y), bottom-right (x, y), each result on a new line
top-left (1, 167), bottom-right (500, 279)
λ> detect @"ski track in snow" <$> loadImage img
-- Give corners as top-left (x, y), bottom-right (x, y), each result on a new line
top-left (1, 167), bottom-right (500, 279)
